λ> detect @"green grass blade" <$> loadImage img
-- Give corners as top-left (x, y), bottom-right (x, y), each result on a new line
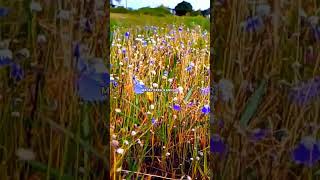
top-left (184, 87), bottom-right (193, 102)
top-left (239, 79), bottom-right (267, 128)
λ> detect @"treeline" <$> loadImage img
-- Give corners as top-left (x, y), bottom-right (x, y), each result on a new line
top-left (110, 5), bottom-right (206, 17)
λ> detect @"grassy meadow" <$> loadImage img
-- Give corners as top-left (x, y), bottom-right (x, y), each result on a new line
top-left (211, 0), bottom-right (320, 179)
top-left (110, 12), bottom-right (210, 179)
top-left (1, 0), bottom-right (109, 179)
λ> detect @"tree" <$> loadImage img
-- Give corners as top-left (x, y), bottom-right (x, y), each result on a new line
top-left (174, 1), bottom-right (193, 16)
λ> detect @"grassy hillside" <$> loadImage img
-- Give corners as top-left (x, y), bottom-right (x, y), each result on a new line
top-left (110, 13), bottom-right (209, 31)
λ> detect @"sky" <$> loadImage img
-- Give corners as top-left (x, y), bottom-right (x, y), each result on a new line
top-left (113, 0), bottom-right (210, 11)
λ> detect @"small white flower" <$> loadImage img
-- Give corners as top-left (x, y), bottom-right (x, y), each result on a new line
top-left (131, 131), bottom-right (137, 136)
top-left (119, 62), bottom-right (123, 66)
top-left (112, 134), bottom-right (117, 139)
top-left (37, 34), bottom-right (47, 44)
top-left (116, 148), bottom-right (124, 154)
top-left (139, 81), bottom-right (145, 86)
top-left (150, 104), bottom-right (155, 110)
top-left (124, 140), bottom-right (129, 145)
top-left (196, 156), bottom-right (200, 161)
top-left (150, 70), bottom-right (156, 75)
top-left (190, 157), bottom-right (194, 161)
top-left (198, 151), bottom-right (204, 156)
top-left (0, 48), bottom-right (13, 61)
top-left (30, 1), bottom-right (42, 12)
top-left (17, 48), bottom-right (30, 58)
top-left (166, 152), bottom-right (170, 156)
top-left (116, 167), bottom-right (122, 172)
top-left (152, 83), bottom-right (158, 88)
top-left (256, 4), bottom-right (271, 17)
top-left (168, 78), bottom-right (173, 83)
top-left (176, 86), bottom-right (184, 93)
top-left (16, 148), bottom-right (35, 161)
top-left (146, 111), bottom-right (152, 115)
top-left (173, 97), bottom-right (178, 101)
top-left (110, 77), bottom-right (114, 81)
top-left (115, 109), bottom-right (121, 113)
top-left (218, 79), bottom-right (234, 102)
top-left (57, 10), bottom-right (71, 20)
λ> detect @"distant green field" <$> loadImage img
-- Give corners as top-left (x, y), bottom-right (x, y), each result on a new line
top-left (110, 13), bottom-right (210, 31)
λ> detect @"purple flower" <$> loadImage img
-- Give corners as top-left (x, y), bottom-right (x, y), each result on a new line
top-left (289, 76), bottom-right (320, 106)
top-left (151, 117), bottom-right (156, 124)
top-left (77, 74), bottom-right (107, 102)
top-left (185, 62), bottom-right (195, 72)
top-left (201, 105), bottom-right (210, 114)
top-left (173, 104), bottom-right (181, 111)
top-left (75, 57), bottom-right (108, 102)
top-left (210, 134), bottom-right (227, 155)
top-left (178, 27), bottom-right (183, 32)
top-left (187, 101), bottom-right (194, 107)
top-left (201, 86), bottom-right (210, 95)
top-left (77, 58), bottom-right (89, 72)
top-left (10, 63), bottom-right (24, 81)
top-left (133, 79), bottom-right (147, 94)
top-left (112, 80), bottom-right (118, 87)
top-left (125, 32), bottom-right (130, 38)
top-left (0, 7), bottom-right (9, 17)
top-left (250, 128), bottom-right (268, 142)
top-left (100, 73), bottom-right (110, 87)
top-left (163, 70), bottom-right (168, 77)
top-left (241, 16), bottom-right (264, 32)
top-left (142, 41), bottom-right (147, 47)
top-left (292, 136), bottom-right (320, 167)
top-left (122, 48), bottom-right (126, 54)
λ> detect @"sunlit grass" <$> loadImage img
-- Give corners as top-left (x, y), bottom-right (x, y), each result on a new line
top-left (110, 21), bottom-right (210, 178)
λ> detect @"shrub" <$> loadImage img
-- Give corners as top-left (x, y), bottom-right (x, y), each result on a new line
top-left (135, 6), bottom-right (171, 17)
top-left (174, 1), bottom-right (193, 16)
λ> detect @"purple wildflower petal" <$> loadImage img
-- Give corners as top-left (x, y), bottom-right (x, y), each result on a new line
top-left (77, 74), bottom-right (107, 102)
top-left (0, 7), bottom-right (9, 17)
top-left (292, 137), bottom-right (320, 167)
top-left (173, 104), bottom-right (181, 111)
top-left (250, 128), bottom-right (267, 142)
top-left (201, 105), bottom-right (210, 114)
top-left (133, 80), bottom-right (147, 94)
top-left (10, 63), bottom-right (24, 81)
top-left (210, 134), bottom-right (227, 155)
